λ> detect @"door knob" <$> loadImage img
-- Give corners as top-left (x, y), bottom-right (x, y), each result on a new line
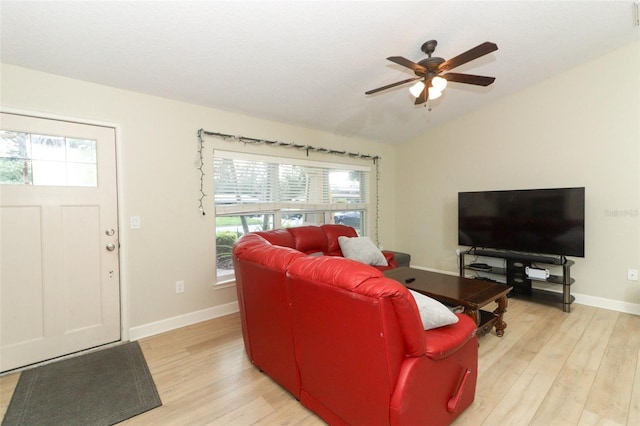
top-left (106, 243), bottom-right (116, 251)
top-left (105, 229), bottom-right (115, 236)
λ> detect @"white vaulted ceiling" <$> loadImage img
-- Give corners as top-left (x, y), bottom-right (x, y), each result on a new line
top-left (1, 1), bottom-right (638, 144)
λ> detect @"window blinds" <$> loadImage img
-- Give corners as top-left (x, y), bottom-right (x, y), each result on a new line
top-left (213, 150), bottom-right (370, 215)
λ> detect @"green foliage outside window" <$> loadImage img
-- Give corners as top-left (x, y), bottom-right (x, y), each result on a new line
top-left (0, 158), bottom-right (32, 184)
top-left (216, 231), bottom-right (242, 270)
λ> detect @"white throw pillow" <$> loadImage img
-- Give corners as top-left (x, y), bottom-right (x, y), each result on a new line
top-left (337, 236), bottom-right (388, 266)
top-left (408, 289), bottom-right (459, 330)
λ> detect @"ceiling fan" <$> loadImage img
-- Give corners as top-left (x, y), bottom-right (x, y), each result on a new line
top-left (365, 40), bottom-right (498, 105)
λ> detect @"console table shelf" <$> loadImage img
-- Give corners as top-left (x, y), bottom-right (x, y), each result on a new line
top-left (459, 249), bottom-right (575, 312)
top-left (513, 288), bottom-right (576, 307)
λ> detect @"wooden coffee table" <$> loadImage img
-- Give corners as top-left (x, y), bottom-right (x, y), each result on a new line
top-left (384, 267), bottom-right (512, 337)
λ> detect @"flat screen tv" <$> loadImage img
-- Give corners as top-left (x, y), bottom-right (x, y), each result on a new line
top-left (458, 187), bottom-right (585, 257)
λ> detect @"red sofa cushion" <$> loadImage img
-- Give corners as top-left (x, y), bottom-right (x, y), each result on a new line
top-left (320, 224), bottom-right (358, 255)
top-left (287, 226), bottom-right (328, 254)
top-left (253, 229), bottom-right (295, 248)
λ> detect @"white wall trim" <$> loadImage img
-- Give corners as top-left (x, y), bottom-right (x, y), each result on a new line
top-left (411, 265), bottom-right (640, 315)
top-left (128, 301), bottom-right (239, 341)
top-left (572, 293), bottom-right (640, 315)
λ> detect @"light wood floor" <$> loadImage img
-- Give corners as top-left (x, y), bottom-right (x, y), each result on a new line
top-left (2, 298), bottom-right (639, 425)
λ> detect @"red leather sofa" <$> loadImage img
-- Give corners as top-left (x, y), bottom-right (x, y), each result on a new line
top-left (232, 225), bottom-right (478, 425)
top-left (253, 224), bottom-right (399, 270)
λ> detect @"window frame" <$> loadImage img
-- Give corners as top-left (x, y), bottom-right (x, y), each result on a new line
top-left (213, 149), bottom-right (371, 284)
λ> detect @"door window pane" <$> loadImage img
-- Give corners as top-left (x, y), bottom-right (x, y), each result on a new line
top-left (0, 130), bottom-right (97, 187)
top-left (67, 138), bottom-right (97, 163)
top-left (32, 160), bottom-right (66, 186)
top-left (31, 134), bottom-right (66, 161)
top-left (0, 158), bottom-right (32, 184)
top-left (67, 163), bottom-right (98, 187)
top-left (0, 131), bottom-right (30, 158)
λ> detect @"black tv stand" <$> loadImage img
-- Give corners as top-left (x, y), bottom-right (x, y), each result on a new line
top-left (470, 249), bottom-right (566, 265)
top-left (459, 248), bottom-right (575, 312)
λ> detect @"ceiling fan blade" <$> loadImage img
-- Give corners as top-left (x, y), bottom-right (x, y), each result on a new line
top-left (443, 72), bottom-right (496, 86)
top-left (414, 86), bottom-right (429, 105)
top-left (387, 56), bottom-right (426, 74)
top-left (365, 77), bottom-right (421, 95)
top-left (438, 42), bottom-right (498, 72)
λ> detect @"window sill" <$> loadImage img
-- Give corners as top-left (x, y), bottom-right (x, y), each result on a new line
top-left (214, 278), bottom-right (236, 290)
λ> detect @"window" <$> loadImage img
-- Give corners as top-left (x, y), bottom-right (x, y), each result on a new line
top-left (0, 130), bottom-right (97, 187)
top-left (214, 150), bottom-right (370, 283)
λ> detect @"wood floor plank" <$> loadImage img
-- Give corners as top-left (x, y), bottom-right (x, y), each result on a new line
top-left (481, 303), bottom-right (596, 425)
top-left (209, 396), bottom-right (276, 425)
top-left (0, 372), bottom-right (18, 420)
top-left (584, 313), bottom-right (640, 425)
top-left (629, 339), bottom-right (640, 426)
top-left (2, 301), bottom-right (638, 425)
top-left (578, 409), bottom-right (626, 426)
top-left (454, 303), bottom-right (567, 425)
top-left (530, 307), bottom-right (618, 425)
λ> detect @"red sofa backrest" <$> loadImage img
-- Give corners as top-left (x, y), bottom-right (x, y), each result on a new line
top-left (232, 233), bottom-right (305, 396)
top-left (286, 255), bottom-right (426, 425)
top-left (320, 224), bottom-right (358, 256)
top-left (253, 228), bottom-right (295, 248)
top-left (255, 224), bottom-right (358, 255)
top-left (287, 226), bottom-right (328, 254)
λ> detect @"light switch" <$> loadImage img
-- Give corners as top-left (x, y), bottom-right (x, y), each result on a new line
top-left (130, 216), bottom-right (141, 230)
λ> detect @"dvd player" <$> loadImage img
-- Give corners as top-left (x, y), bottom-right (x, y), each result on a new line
top-left (468, 263), bottom-right (492, 270)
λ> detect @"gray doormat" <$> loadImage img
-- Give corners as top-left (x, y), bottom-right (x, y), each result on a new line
top-left (2, 341), bottom-right (161, 425)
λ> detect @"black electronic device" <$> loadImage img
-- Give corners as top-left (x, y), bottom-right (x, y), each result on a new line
top-left (468, 263), bottom-right (491, 270)
top-left (458, 187), bottom-right (585, 257)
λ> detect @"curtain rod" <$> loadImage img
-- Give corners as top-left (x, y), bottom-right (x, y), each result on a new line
top-left (198, 129), bottom-right (381, 163)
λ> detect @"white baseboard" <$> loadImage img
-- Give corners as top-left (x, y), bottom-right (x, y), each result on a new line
top-left (128, 301), bottom-right (239, 341)
top-left (572, 293), bottom-right (640, 315)
top-left (129, 265), bottom-right (640, 342)
top-left (411, 265), bottom-right (640, 316)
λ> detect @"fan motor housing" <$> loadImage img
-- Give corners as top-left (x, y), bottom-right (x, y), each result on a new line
top-left (416, 57), bottom-right (445, 75)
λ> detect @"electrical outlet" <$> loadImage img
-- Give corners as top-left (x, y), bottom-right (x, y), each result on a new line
top-left (176, 280), bottom-right (185, 293)
top-left (628, 269), bottom-right (639, 281)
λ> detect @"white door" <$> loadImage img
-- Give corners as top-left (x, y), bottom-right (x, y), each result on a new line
top-left (0, 112), bottom-right (120, 372)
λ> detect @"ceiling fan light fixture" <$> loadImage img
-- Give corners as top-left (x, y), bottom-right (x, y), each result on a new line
top-left (428, 89), bottom-right (442, 100)
top-left (366, 39), bottom-right (497, 106)
top-left (431, 76), bottom-right (447, 92)
top-left (409, 80), bottom-right (425, 97)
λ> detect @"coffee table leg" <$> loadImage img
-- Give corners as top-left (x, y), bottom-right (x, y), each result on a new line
top-left (463, 307), bottom-right (480, 327)
top-left (493, 295), bottom-right (508, 337)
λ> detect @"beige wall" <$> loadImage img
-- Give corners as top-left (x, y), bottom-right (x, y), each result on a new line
top-left (2, 40), bottom-right (638, 335)
top-left (0, 64), bottom-right (397, 332)
top-left (396, 41), bottom-right (640, 310)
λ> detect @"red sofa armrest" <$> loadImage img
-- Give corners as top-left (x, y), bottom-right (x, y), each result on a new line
top-left (389, 318), bottom-right (478, 425)
top-left (424, 314), bottom-right (477, 360)
top-left (382, 250), bottom-right (398, 268)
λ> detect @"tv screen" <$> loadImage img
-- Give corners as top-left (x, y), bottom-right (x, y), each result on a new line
top-left (458, 187), bottom-right (585, 257)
